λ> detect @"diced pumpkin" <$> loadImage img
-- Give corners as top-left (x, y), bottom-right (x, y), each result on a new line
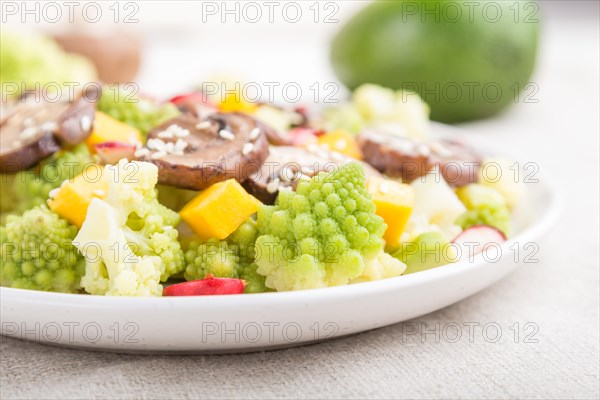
top-left (317, 129), bottom-right (362, 159)
top-left (48, 165), bottom-right (108, 228)
top-left (85, 111), bottom-right (142, 152)
top-left (218, 92), bottom-right (258, 114)
top-left (179, 179), bottom-right (261, 241)
top-left (366, 176), bottom-right (415, 245)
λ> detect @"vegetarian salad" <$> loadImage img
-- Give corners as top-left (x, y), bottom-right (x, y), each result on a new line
top-left (0, 78), bottom-right (523, 297)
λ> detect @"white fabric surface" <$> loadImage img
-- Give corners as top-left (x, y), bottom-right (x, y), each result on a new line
top-left (1, 2), bottom-right (598, 399)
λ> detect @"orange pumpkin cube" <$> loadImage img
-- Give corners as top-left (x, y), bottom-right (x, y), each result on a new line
top-left (317, 130), bottom-right (362, 159)
top-left (180, 179), bottom-right (261, 241)
top-left (366, 177), bottom-right (415, 245)
top-left (85, 111), bottom-right (142, 152)
top-left (48, 165), bottom-right (108, 228)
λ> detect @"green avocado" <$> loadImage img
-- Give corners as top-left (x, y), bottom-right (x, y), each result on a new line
top-left (331, 0), bottom-right (540, 122)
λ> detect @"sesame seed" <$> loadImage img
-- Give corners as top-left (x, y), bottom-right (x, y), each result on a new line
top-left (48, 188), bottom-right (60, 199)
top-left (93, 189), bottom-right (106, 197)
top-left (134, 148), bottom-right (150, 158)
top-left (157, 130), bottom-right (174, 139)
top-left (176, 129), bottom-right (190, 138)
top-left (151, 151), bottom-right (167, 160)
top-left (266, 179), bottom-right (280, 194)
top-left (219, 129), bottom-right (235, 141)
top-left (147, 138), bottom-right (166, 152)
top-left (196, 121), bottom-right (212, 130)
top-left (39, 121), bottom-right (58, 132)
top-left (167, 124), bottom-right (178, 132)
top-left (165, 142), bottom-right (175, 153)
top-left (249, 127), bottom-right (261, 141)
top-left (146, 139), bottom-right (157, 150)
top-left (20, 127), bottom-right (38, 140)
top-left (174, 139), bottom-right (188, 153)
top-left (80, 115), bottom-right (92, 132)
top-left (242, 143), bottom-right (254, 156)
top-left (156, 124), bottom-right (189, 140)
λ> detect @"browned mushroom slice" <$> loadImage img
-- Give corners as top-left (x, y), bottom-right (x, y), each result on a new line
top-left (55, 95), bottom-right (96, 145)
top-left (141, 112), bottom-right (269, 190)
top-left (358, 130), bottom-right (480, 187)
top-left (429, 139), bottom-right (481, 187)
top-left (0, 94), bottom-right (97, 174)
top-left (0, 113), bottom-right (61, 174)
top-left (358, 130), bottom-right (430, 182)
top-left (243, 146), bottom-right (381, 204)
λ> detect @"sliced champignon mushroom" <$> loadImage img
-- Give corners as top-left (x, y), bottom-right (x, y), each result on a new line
top-left (0, 92), bottom-right (98, 174)
top-left (243, 145), bottom-right (381, 204)
top-left (0, 108), bottom-right (61, 174)
top-left (141, 112), bottom-right (269, 190)
top-left (56, 92), bottom-right (97, 145)
top-left (171, 96), bottom-right (299, 146)
top-left (357, 130), bottom-right (481, 187)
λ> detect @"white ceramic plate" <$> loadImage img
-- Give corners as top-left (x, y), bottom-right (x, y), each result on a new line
top-left (0, 125), bottom-right (561, 353)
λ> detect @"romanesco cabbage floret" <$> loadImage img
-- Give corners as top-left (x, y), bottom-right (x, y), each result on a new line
top-left (184, 219), bottom-right (268, 293)
top-left (0, 206), bottom-right (84, 293)
top-left (0, 144), bottom-right (95, 217)
top-left (97, 86), bottom-right (180, 136)
top-left (74, 160), bottom-right (185, 296)
top-left (185, 240), bottom-right (240, 280)
top-left (456, 184), bottom-right (511, 236)
top-left (254, 162), bottom-right (398, 291)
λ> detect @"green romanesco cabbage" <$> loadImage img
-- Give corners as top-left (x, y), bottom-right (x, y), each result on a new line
top-left (0, 206), bottom-right (85, 292)
top-left (456, 184), bottom-right (511, 236)
top-left (254, 162), bottom-right (404, 291)
top-left (322, 84), bottom-right (429, 138)
top-left (98, 86), bottom-right (180, 136)
top-left (73, 160), bottom-right (185, 296)
top-left (0, 30), bottom-right (97, 96)
top-left (0, 144), bottom-right (95, 218)
top-left (184, 219), bottom-right (268, 293)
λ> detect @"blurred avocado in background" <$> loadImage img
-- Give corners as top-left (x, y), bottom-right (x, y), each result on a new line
top-left (331, 0), bottom-right (540, 123)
